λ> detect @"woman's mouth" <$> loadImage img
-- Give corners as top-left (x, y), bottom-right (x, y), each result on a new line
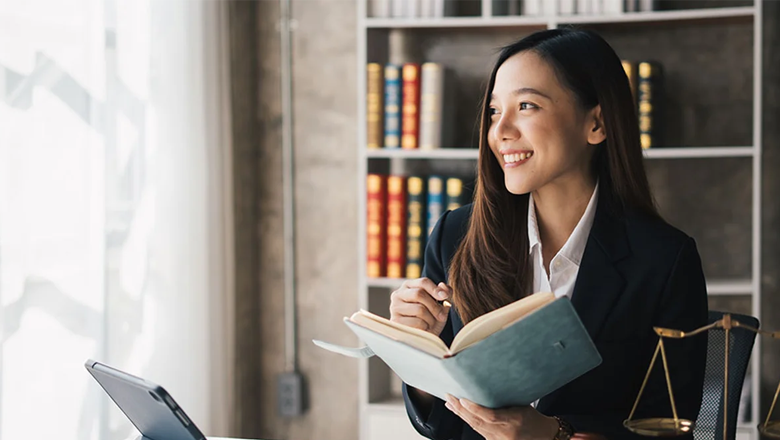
top-left (502, 151), bottom-right (533, 168)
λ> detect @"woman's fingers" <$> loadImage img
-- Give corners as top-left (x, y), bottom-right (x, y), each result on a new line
top-left (390, 277), bottom-right (453, 335)
top-left (393, 316), bottom-right (430, 331)
top-left (391, 301), bottom-right (438, 330)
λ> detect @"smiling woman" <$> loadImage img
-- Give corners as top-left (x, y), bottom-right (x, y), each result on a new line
top-left (391, 28), bottom-right (709, 440)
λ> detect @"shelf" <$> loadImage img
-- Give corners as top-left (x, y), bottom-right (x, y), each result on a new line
top-left (366, 147), bottom-right (754, 160)
top-left (369, 278), bottom-right (755, 296)
top-left (368, 395), bottom-right (407, 412)
top-left (368, 277), bottom-right (406, 289)
top-left (707, 279), bottom-right (753, 296)
top-left (643, 146), bottom-right (754, 159)
top-left (367, 148), bottom-right (479, 159)
top-left (363, 6), bottom-right (754, 29)
top-left (559, 6), bottom-right (754, 26)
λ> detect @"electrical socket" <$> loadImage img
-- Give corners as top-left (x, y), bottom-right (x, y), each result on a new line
top-left (277, 371), bottom-right (306, 417)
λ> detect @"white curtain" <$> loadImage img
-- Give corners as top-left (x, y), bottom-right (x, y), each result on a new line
top-left (0, 1), bottom-right (235, 439)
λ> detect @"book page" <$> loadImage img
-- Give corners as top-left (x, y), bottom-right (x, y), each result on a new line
top-left (449, 291), bottom-right (555, 354)
top-left (350, 310), bottom-right (450, 358)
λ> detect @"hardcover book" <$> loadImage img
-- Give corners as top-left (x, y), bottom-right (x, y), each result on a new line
top-left (314, 292), bottom-right (602, 408)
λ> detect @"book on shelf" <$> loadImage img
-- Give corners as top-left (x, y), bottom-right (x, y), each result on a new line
top-left (406, 176), bottom-right (427, 279)
top-left (401, 63), bottom-right (421, 150)
top-left (367, 174), bottom-right (388, 278)
top-left (314, 291), bottom-right (602, 408)
top-left (559, 0), bottom-right (575, 16)
top-left (426, 175), bottom-right (444, 238)
top-left (367, 63), bottom-right (384, 149)
top-left (419, 62), bottom-right (456, 150)
top-left (446, 177), bottom-right (464, 212)
top-left (368, 0), bottom-right (391, 18)
top-left (638, 61), bottom-right (662, 149)
top-left (384, 64), bottom-right (402, 149)
top-left (387, 175), bottom-right (408, 278)
top-left (622, 60), bottom-right (637, 104)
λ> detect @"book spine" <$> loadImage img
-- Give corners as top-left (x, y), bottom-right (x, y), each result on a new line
top-left (401, 63), bottom-right (421, 150)
top-left (367, 174), bottom-right (388, 278)
top-left (638, 61), bottom-right (659, 149)
top-left (406, 176), bottom-right (426, 279)
top-left (419, 63), bottom-right (444, 150)
top-left (621, 60), bottom-right (636, 105)
top-left (603, 0), bottom-right (622, 14)
top-left (523, 0), bottom-right (541, 15)
top-left (559, 0), bottom-right (576, 15)
top-left (367, 63), bottom-right (384, 150)
top-left (384, 64), bottom-right (402, 149)
top-left (426, 176), bottom-right (444, 237)
top-left (446, 177), bottom-right (463, 212)
top-left (387, 175), bottom-right (408, 279)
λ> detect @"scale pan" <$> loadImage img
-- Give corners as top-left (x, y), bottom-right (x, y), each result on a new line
top-left (623, 418), bottom-right (695, 437)
top-left (760, 421), bottom-right (780, 438)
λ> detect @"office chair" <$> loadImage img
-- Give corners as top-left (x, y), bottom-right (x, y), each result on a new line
top-left (693, 311), bottom-right (759, 440)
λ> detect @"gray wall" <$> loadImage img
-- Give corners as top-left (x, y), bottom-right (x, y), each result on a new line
top-left (232, 1), bottom-right (780, 439)
top-left (234, 0), bottom-right (360, 439)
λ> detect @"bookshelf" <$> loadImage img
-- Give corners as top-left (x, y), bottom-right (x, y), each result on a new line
top-left (356, 1), bottom-right (763, 439)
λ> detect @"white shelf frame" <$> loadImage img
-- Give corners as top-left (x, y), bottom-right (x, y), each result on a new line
top-left (356, 2), bottom-right (763, 439)
top-left (364, 6), bottom-right (754, 29)
top-left (366, 146), bottom-right (756, 160)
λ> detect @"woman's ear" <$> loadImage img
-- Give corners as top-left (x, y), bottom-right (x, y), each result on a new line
top-left (586, 105), bottom-right (607, 145)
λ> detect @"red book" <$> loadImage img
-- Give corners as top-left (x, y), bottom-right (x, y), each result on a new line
top-left (401, 63), bottom-right (421, 150)
top-left (367, 174), bottom-right (388, 278)
top-left (386, 175), bottom-right (408, 278)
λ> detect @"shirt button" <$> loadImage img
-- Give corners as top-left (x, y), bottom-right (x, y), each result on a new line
top-left (554, 260), bottom-right (561, 268)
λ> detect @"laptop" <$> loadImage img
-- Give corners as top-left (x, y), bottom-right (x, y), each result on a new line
top-left (85, 359), bottom-right (219, 440)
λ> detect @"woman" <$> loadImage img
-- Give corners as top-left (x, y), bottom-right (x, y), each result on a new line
top-left (390, 28), bottom-right (708, 440)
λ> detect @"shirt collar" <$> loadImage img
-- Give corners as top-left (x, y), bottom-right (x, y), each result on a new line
top-left (527, 182), bottom-right (600, 266)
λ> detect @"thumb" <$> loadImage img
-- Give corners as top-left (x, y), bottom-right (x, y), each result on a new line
top-left (438, 282), bottom-right (452, 299)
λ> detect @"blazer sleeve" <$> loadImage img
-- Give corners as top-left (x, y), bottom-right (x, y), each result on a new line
top-left (558, 237), bottom-right (709, 440)
top-left (402, 210), bottom-right (465, 440)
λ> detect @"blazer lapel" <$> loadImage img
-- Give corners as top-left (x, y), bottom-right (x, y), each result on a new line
top-left (537, 195), bottom-right (630, 414)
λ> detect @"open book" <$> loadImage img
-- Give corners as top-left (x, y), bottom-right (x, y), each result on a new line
top-left (315, 292), bottom-right (602, 408)
top-left (349, 291), bottom-right (557, 358)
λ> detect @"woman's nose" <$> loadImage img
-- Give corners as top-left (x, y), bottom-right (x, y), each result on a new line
top-left (493, 114), bottom-right (520, 143)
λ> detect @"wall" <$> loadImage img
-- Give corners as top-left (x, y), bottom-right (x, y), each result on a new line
top-left (233, 1), bottom-right (780, 438)
top-left (235, 0), bottom-right (360, 439)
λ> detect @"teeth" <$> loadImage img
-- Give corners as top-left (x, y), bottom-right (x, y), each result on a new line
top-left (503, 151), bottom-right (533, 164)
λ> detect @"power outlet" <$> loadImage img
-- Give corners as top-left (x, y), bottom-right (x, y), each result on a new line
top-left (277, 371), bottom-right (306, 417)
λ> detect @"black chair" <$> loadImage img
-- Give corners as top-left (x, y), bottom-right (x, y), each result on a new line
top-left (693, 311), bottom-right (759, 440)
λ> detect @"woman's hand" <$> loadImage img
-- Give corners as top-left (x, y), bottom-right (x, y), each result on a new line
top-left (444, 395), bottom-right (559, 440)
top-left (390, 277), bottom-right (452, 336)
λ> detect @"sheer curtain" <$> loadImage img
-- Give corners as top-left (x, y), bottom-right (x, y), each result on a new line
top-left (0, 1), bottom-right (234, 439)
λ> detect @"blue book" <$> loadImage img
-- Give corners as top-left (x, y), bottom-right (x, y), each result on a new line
top-left (314, 292), bottom-right (602, 408)
top-left (383, 64), bottom-right (402, 149)
top-left (427, 175), bottom-right (444, 237)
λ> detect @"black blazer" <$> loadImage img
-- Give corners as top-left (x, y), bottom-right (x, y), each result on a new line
top-left (402, 195), bottom-right (708, 440)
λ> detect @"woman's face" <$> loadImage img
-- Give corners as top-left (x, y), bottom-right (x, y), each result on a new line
top-left (487, 50), bottom-right (604, 196)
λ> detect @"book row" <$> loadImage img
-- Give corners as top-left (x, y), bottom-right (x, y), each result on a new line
top-left (367, 58), bottom-right (662, 150)
top-left (622, 60), bottom-right (662, 149)
top-left (368, 0), bottom-right (659, 19)
top-left (366, 62), bottom-right (456, 151)
top-left (367, 174), bottom-right (472, 279)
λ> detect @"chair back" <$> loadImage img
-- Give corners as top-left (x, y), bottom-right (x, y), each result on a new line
top-left (693, 311), bottom-right (759, 440)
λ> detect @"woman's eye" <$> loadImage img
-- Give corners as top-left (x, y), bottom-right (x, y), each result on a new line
top-left (488, 107), bottom-right (500, 116)
top-left (520, 102), bottom-right (537, 110)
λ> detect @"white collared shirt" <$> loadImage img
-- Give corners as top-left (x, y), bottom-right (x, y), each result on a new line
top-left (529, 183), bottom-right (598, 409)
top-left (528, 183), bottom-right (599, 300)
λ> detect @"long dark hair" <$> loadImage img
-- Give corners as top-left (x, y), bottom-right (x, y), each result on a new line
top-left (449, 28), bottom-right (658, 323)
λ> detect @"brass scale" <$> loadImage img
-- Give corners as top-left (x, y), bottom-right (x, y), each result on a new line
top-left (624, 314), bottom-right (780, 439)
